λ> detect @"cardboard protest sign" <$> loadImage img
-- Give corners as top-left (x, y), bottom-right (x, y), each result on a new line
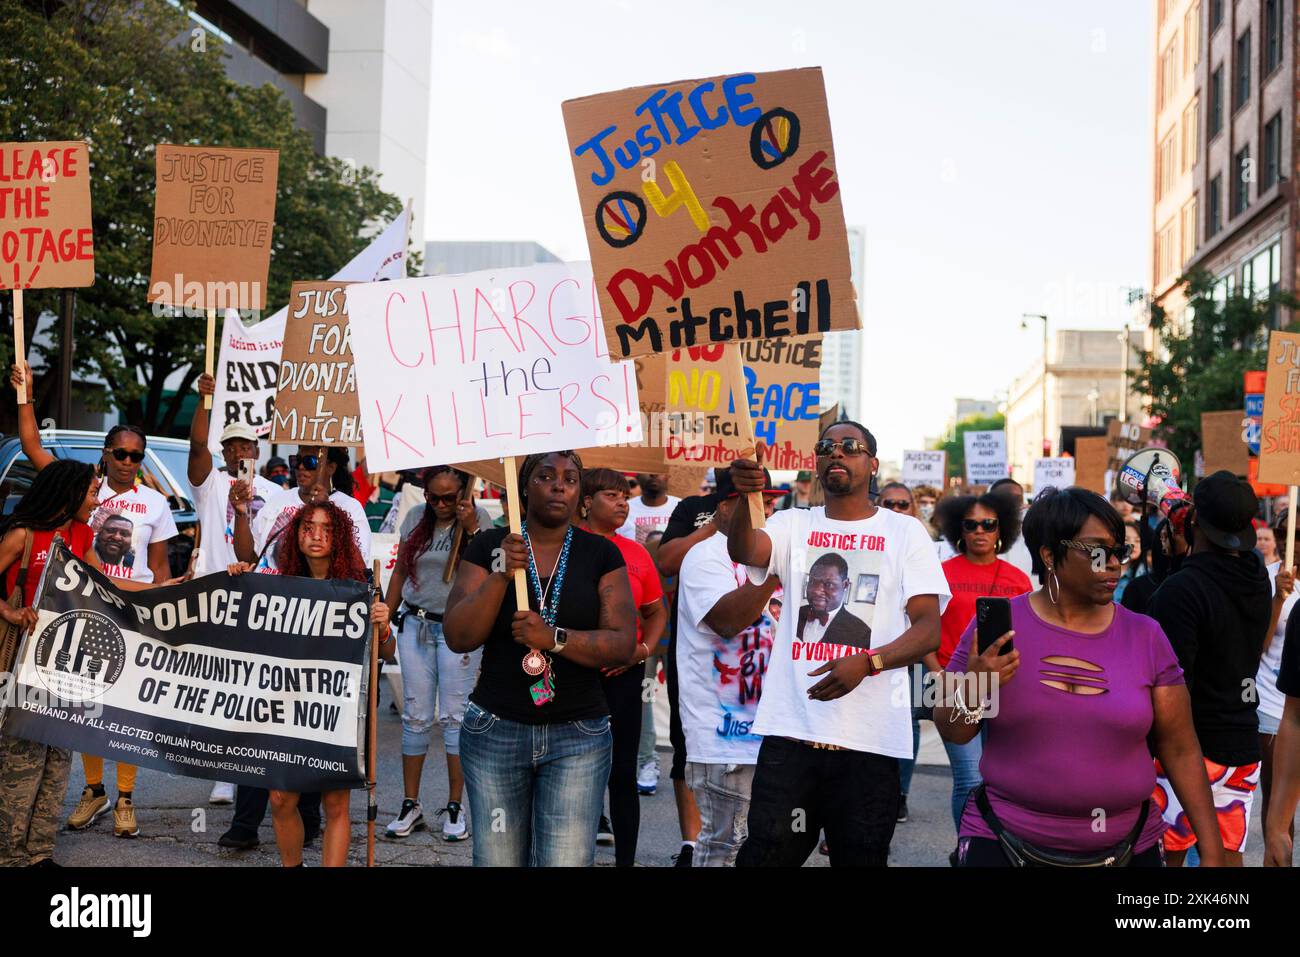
top-left (563, 68), bottom-right (857, 358)
top-left (1073, 436), bottom-right (1109, 494)
top-left (963, 430), bottom-right (1007, 486)
top-left (1033, 457), bottom-right (1076, 492)
top-left (579, 351), bottom-right (669, 473)
top-left (0, 141), bottom-right (94, 289)
top-left (739, 336), bottom-right (821, 471)
top-left (668, 464), bottom-right (710, 499)
top-left (148, 145), bottom-right (279, 311)
top-left (666, 344), bottom-right (754, 467)
top-left (902, 450), bottom-right (947, 488)
top-left (273, 281), bottom-right (362, 446)
top-left (1258, 330), bottom-right (1300, 485)
top-left (1200, 410), bottom-right (1250, 476)
top-left (345, 263), bottom-right (643, 473)
top-left (208, 206), bottom-right (410, 452)
top-left (1106, 419), bottom-right (1152, 476)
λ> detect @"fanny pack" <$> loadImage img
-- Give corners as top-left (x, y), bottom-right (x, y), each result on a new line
top-left (401, 604), bottom-right (443, 625)
top-left (973, 785), bottom-right (1149, 867)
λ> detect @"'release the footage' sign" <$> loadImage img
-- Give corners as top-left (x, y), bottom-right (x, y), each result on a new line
top-left (0, 140), bottom-right (94, 289)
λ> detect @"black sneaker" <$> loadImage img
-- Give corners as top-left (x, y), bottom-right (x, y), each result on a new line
top-left (896, 796), bottom-right (909, 824)
top-left (597, 815), bottom-right (615, 845)
top-left (217, 830), bottom-right (259, 850)
top-left (671, 843), bottom-right (693, 867)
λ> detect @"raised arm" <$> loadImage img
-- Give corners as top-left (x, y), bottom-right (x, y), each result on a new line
top-left (188, 373), bottom-right (215, 487)
top-left (9, 362), bottom-right (54, 471)
top-left (725, 458), bottom-right (771, 568)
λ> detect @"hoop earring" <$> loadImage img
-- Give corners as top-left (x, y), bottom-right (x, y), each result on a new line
top-left (1046, 566), bottom-right (1060, 605)
top-left (996, 538), bottom-right (1002, 551)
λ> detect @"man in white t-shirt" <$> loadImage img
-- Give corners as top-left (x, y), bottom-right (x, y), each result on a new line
top-left (617, 473), bottom-right (679, 544)
top-left (232, 445), bottom-right (371, 574)
top-left (677, 488), bottom-right (782, 866)
top-left (188, 374), bottom-right (280, 580)
top-left (726, 421), bottom-right (950, 867)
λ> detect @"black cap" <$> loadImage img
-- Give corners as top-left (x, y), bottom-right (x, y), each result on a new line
top-left (1193, 470), bottom-right (1258, 551)
top-left (266, 456), bottom-right (288, 469)
top-left (715, 464), bottom-right (780, 500)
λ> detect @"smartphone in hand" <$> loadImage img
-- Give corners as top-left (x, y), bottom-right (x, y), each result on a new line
top-left (238, 457), bottom-right (257, 487)
top-left (975, 597), bottom-right (1013, 657)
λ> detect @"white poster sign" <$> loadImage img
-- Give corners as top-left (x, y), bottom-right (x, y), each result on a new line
top-left (902, 450), bottom-right (946, 487)
top-left (1033, 456), bottom-right (1076, 493)
top-left (964, 430), bottom-right (1007, 486)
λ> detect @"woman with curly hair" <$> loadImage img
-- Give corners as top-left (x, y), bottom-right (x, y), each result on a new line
top-left (929, 490), bottom-right (1033, 836)
top-left (383, 466), bottom-right (490, 841)
top-left (228, 500), bottom-right (393, 866)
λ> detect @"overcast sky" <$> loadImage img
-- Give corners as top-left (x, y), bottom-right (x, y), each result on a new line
top-left (427, 0), bottom-right (1153, 461)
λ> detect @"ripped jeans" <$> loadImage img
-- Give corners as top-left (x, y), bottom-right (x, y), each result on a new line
top-left (396, 615), bottom-right (482, 757)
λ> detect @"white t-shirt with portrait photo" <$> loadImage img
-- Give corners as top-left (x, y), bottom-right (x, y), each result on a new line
top-left (746, 505), bottom-right (950, 756)
top-left (250, 486), bottom-right (372, 574)
top-left (193, 468), bottom-right (281, 577)
top-left (90, 484), bottom-right (178, 583)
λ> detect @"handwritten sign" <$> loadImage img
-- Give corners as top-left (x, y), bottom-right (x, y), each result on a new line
top-left (1200, 410), bottom-right (1250, 476)
top-left (1258, 330), bottom-right (1300, 485)
top-left (739, 336), bottom-right (821, 471)
top-left (666, 344), bottom-right (753, 466)
top-left (345, 263), bottom-right (643, 473)
top-left (272, 281), bottom-right (362, 446)
top-left (902, 450), bottom-right (947, 488)
top-left (0, 141), bottom-right (94, 289)
top-left (148, 145), bottom-right (279, 311)
top-left (1073, 436), bottom-right (1109, 494)
top-left (963, 430), bottom-right (1007, 486)
top-left (563, 68), bottom-right (857, 358)
top-left (1106, 419), bottom-right (1152, 476)
top-left (579, 351), bottom-right (669, 473)
top-left (1032, 457), bottom-right (1076, 492)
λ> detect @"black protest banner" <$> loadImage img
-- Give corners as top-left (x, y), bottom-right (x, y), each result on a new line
top-left (1, 542), bottom-right (370, 793)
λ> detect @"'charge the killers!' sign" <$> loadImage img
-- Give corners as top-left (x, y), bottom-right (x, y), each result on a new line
top-left (2, 543), bottom-right (369, 793)
top-left (0, 141), bottom-right (94, 289)
top-left (563, 68), bottom-right (858, 358)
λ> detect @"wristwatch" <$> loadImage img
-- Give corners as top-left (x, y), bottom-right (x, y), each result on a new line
top-left (865, 652), bottom-right (884, 676)
top-left (551, 627), bottom-right (567, 654)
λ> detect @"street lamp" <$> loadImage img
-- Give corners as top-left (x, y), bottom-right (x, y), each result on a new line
top-left (1022, 313), bottom-right (1049, 456)
top-left (1087, 382), bottom-right (1100, 427)
top-left (1117, 324), bottom-right (1131, 422)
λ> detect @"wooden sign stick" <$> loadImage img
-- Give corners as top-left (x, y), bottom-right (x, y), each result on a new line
top-left (748, 442), bottom-right (767, 529)
top-left (503, 456), bottom-right (529, 609)
top-left (204, 307), bottom-right (216, 410)
top-left (1287, 486), bottom-right (1297, 569)
top-left (13, 290), bottom-right (26, 404)
top-left (367, 558), bottom-right (381, 868)
top-left (444, 477), bottom-right (479, 584)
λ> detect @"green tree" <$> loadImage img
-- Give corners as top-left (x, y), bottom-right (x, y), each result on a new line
top-left (932, 413), bottom-right (1006, 481)
top-left (0, 0), bottom-right (417, 434)
top-left (1131, 269), bottom-right (1297, 471)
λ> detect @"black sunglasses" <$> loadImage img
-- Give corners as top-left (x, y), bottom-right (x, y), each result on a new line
top-left (880, 499), bottom-right (911, 511)
top-left (107, 448), bottom-right (145, 464)
top-left (814, 438), bottom-right (871, 457)
top-left (426, 492), bottom-right (460, 506)
top-left (963, 518), bottom-right (999, 532)
top-left (290, 454), bottom-right (321, 471)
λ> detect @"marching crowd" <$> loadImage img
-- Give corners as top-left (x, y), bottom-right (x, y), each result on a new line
top-left (3, 359), bottom-right (1300, 868)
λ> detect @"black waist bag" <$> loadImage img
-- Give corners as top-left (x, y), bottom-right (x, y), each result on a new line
top-left (973, 785), bottom-right (1150, 867)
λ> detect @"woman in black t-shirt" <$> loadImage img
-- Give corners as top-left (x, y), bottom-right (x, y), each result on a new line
top-left (445, 451), bottom-right (637, 867)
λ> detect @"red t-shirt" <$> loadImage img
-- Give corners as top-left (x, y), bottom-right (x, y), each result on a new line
top-left (5, 523), bottom-right (95, 602)
top-left (937, 555), bottom-right (1032, 667)
top-left (602, 530), bottom-right (664, 641)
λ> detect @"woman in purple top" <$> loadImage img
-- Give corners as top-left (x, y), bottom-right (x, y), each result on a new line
top-left (934, 486), bottom-right (1224, 866)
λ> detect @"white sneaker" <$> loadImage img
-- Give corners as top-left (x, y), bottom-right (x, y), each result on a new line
top-left (636, 758), bottom-right (659, 795)
top-left (208, 781), bottom-right (235, 805)
top-left (386, 799), bottom-right (425, 838)
top-left (438, 801), bottom-right (469, 841)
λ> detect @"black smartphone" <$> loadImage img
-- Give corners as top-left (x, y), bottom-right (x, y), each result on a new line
top-left (975, 597), bottom-right (1013, 657)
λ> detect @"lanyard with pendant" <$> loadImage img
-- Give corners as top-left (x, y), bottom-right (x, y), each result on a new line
top-left (521, 521), bottom-right (572, 706)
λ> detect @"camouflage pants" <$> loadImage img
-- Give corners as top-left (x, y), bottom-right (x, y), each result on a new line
top-left (0, 731), bottom-right (70, 866)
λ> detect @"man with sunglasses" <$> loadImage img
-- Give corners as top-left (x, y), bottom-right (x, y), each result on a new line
top-left (725, 422), bottom-right (949, 866)
top-left (1146, 471), bottom-right (1273, 866)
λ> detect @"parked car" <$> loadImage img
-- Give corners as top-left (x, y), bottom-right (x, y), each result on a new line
top-left (0, 430), bottom-right (212, 577)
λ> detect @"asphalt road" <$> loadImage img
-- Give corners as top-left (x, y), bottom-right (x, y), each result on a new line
top-left (46, 679), bottom-right (1279, 867)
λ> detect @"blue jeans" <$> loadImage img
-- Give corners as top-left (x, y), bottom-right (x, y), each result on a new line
top-left (459, 701), bottom-right (612, 867)
top-left (943, 731), bottom-right (984, 833)
top-left (396, 616), bottom-right (481, 757)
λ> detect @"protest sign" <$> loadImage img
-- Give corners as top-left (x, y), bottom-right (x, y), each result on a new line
top-left (579, 351), bottom-right (669, 473)
top-left (147, 145), bottom-right (279, 312)
top-left (902, 450), bottom-right (947, 488)
top-left (1258, 330), bottom-right (1300, 485)
top-left (563, 68), bottom-right (858, 358)
top-left (273, 281), bottom-right (362, 446)
top-left (372, 533), bottom-right (401, 594)
top-left (963, 430), bottom-right (1007, 486)
top-left (1, 542), bottom-right (369, 793)
top-left (345, 262), bottom-right (642, 473)
top-left (666, 343), bottom-right (755, 466)
top-left (739, 336), bottom-right (822, 471)
top-left (1033, 457), bottom-right (1076, 492)
top-left (1, 140), bottom-right (95, 402)
top-left (1200, 410), bottom-right (1250, 476)
top-left (668, 465), bottom-right (710, 499)
top-left (1106, 419), bottom-right (1152, 476)
top-left (208, 206), bottom-right (409, 452)
top-left (1073, 436), bottom-right (1109, 494)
